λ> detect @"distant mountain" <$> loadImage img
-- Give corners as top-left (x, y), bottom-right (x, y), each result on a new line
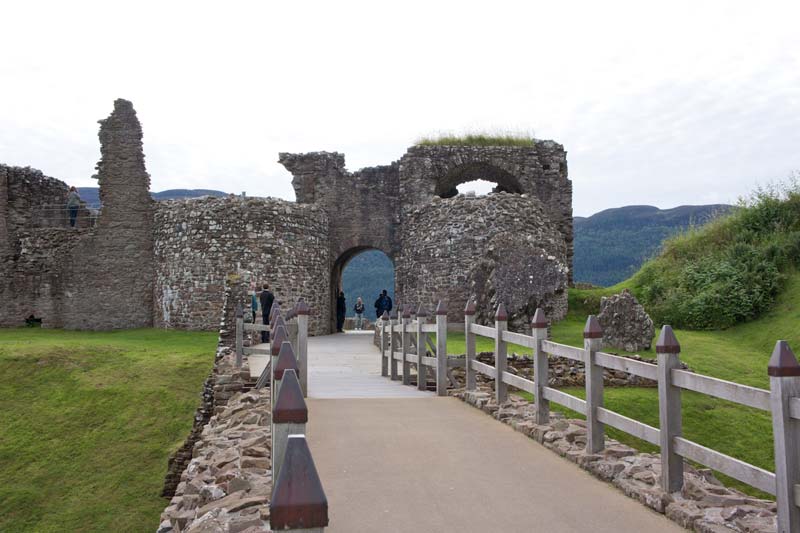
top-left (77, 187), bottom-right (227, 208)
top-left (574, 204), bottom-right (733, 286)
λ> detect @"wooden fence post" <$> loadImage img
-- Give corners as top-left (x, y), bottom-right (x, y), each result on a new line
top-left (532, 308), bottom-right (550, 425)
top-left (401, 306), bottom-right (411, 385)
top-left (270, 434), bottom-right (328, 532)
top-left (273, 341), bottom-right (299, 404)
top-left (390, 309), bottom-right (399, 381)
top-left (296, 299), bottom-right (310, 397)
top-left (495, 303), bottom-right (508, 404)
top-left (271, 369), bottom-right (307, 482)
top-left (270, 325), bottom-right (289, 395)
top-left (435, 301), bottom-right (448, 396)
top-left (417, 305), bottom-right (428, 391)
top-left (235, 303), bottom-right (244, 368)
top-left (657, 325), bottom-right (684, 492)
top-left (380, 311), bottom-right (389, 378)
top-left (584, 315), bottom-right (605, 453)
top-left (464, 299), bottom-right (477, 391)
top-left (769, 340), bottom-right (800, 532)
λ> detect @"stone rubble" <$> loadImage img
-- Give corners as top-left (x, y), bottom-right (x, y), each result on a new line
top-left (455, 386), bottom-right (777, 533)
top-left (598, 288), bottom-right (656, 352)
top-left (158, 389), bottom-right (273, 533)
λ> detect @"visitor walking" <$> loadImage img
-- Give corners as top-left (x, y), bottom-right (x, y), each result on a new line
top-left (66, 187), bottom-right (81, 228)
top-left (259, 284), bottom-right (274, 343)
top-left (374, 289), bottom-right (393, 318)
top-left (336, 291), bottom-right (346, 333)
top-left (354, 297), bottom-right (365, 330)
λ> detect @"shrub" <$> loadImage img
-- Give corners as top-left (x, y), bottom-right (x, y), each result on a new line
top-left (631, 180), bottom-right (800, 329)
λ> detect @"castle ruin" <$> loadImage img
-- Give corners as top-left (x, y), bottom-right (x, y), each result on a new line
top-left (0, 100), bottom-right (573, 334)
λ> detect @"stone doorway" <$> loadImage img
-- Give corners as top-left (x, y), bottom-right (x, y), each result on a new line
top-left (331, 247), bottom-right (394, 333)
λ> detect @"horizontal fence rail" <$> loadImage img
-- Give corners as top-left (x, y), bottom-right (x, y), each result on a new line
top-left (378, 298), bottom-right (800, 532)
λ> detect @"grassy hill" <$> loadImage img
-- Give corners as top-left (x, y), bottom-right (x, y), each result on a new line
top-left (341, 250), bottom-right (394, 320)
top-left (77, 187), bottom-right (227, 208)
top-left (574, 204), bottom-right (732, 286)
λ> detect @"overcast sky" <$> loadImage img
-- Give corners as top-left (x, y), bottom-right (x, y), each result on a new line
top-left (1, 1), bottom-right (798, 216)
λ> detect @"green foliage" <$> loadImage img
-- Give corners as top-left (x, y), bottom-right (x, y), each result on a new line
top-left (415, 131), bottom-right (537, 147)
top-left (0, 328), bottom-right (217, 532)
top-left (629, 182), bottom-right (800, 329)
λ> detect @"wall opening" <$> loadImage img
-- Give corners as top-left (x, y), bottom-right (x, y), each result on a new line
top-left (435, 162), bottom-right (523, 198)
top-left (331, 248), bottom-right (394, 333)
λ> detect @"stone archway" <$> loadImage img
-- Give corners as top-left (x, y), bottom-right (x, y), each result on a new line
top-left (434, 162), bottom-right (524, 198)
top-left (330, 246), bottom-right (395, 333)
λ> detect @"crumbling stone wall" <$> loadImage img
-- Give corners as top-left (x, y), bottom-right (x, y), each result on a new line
top-left (396, 193), bottom-right (569, 330)
top-left (0, 166), bottom-right (91, 327)
top-left (280, 143), bottom-right (573, 333)
top-left (61, 99), bottom-right (155, 330)
top-left (153, 196), bottom-right (329, 335)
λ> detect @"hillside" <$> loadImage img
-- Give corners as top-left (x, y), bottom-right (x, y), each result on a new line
top-left (77, 187), bottom-right (227, 208)
top-left (573, 204), bottom-right (732, 286)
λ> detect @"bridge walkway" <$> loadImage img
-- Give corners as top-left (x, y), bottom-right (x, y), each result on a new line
top-left (302, 331), bottom-right (681, 533)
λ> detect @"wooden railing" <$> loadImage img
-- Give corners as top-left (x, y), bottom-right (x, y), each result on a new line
top-left (380, 300), bottom-right (800, 531)
top-left (238, 302), bottom-right (328, 532)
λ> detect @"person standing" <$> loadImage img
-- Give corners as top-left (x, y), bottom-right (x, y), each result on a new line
top-left (259, 284), bottom-right (274, 343)
top-left (354, 297), bottom-right (365, 330)
top-left (66, 187), bottom-right (81, 228)
top-left (336, 291), bottom-right (346, 333)
top-left (374, 289), bottom-right (393, 318)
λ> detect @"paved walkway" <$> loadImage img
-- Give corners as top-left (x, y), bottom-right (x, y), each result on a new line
top-left (305, 333), bottom-right (681, 532)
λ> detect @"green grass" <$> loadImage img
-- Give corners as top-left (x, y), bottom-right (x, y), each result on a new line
top-left (0, 328), bottom-right (217, 532)
top-left (415, 132), bottom-right (537, 147)
top-left (446, 272), bottom-right (800, 497)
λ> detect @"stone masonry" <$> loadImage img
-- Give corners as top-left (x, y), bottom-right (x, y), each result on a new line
top-left (598, 288), bottom-right (656, 352)
top-left (1, 100), bottom-right (574, 334)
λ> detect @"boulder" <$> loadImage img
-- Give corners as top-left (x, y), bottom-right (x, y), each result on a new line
top-left (598, 289), bottom-right (655, 352)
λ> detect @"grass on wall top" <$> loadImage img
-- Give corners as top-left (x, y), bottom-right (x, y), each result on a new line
top-left (415, 132), bottom-right (537, 147)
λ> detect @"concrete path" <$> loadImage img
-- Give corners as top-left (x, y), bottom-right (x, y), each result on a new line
top-left (304, 333), bottom-right (682, 532)
top-left (308, 331), bottom-right (431, 399)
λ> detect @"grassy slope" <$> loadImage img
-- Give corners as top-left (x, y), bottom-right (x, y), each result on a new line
top-left (415, 133), bottom-right (537, 147)
top-left (0, 328), bottom-right (217, 532)
top-left (447, 272), bottom-right (800, 496)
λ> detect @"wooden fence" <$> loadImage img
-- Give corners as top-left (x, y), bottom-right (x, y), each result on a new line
top-left (238, 301), bottom-right (327, 531)
top-left (380, 301), bottom-right (800, 532)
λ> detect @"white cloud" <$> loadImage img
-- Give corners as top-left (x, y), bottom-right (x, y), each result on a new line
top-left (1, 0), bottom-right (798, 216)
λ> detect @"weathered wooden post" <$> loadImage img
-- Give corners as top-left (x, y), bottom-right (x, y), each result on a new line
top-left (464, 299), bottom-right (477, 392)
top-left (271, 369), bottom-right (307, 485)
top-left (416, 305), bottom-right (429, 391)
top-left (296, 299), bottom-right (310, 396)
top-left (494, 303), bottom-right (508, 404)
top-left (235, 303), bottom-right (244, 368)
top-left (769, 340), bottom-right (800, 532)
top-left (401, 305), bottom-right (412, 385)
top-left (270, 325), bottom-right (289, 394)
top-left (380, 311), bottom-right (389, 378)
top-left (435, 301), bottom-right (448, 396)
top-left (532, 308), bottom-right (550, 425)
top-left (657, 325), bottom-right (684, 493)
top-left (274, 341), bottom-right (299, 403)
top-left (584, 315), bottom-right (605, 453)
top-left (270, 434), bottom-right (328, 532)
top-left (389, 309), bottom-right (400, 381)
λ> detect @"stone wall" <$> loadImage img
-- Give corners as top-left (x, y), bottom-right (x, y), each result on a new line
top-left (153, 196), bottom-right (330, 335)
top-left (396, 193), bottom-right (569, 330)
top-left (61, 99), bottom-right (155, 330)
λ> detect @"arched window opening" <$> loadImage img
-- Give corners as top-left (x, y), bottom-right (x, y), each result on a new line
top-left (435, 162), bottom-right (523, 198)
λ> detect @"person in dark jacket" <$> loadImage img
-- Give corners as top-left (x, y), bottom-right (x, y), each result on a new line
top-left (259, 284), bottom-right (274, 343)
top-left (336, 291), bottom-right (346, 332)
top-left (354, 297), bottom-right (365, 330)
top-left (66, 187), bottom-right (81, 228)
top-left (374, 289), bottom-right (393, 318)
